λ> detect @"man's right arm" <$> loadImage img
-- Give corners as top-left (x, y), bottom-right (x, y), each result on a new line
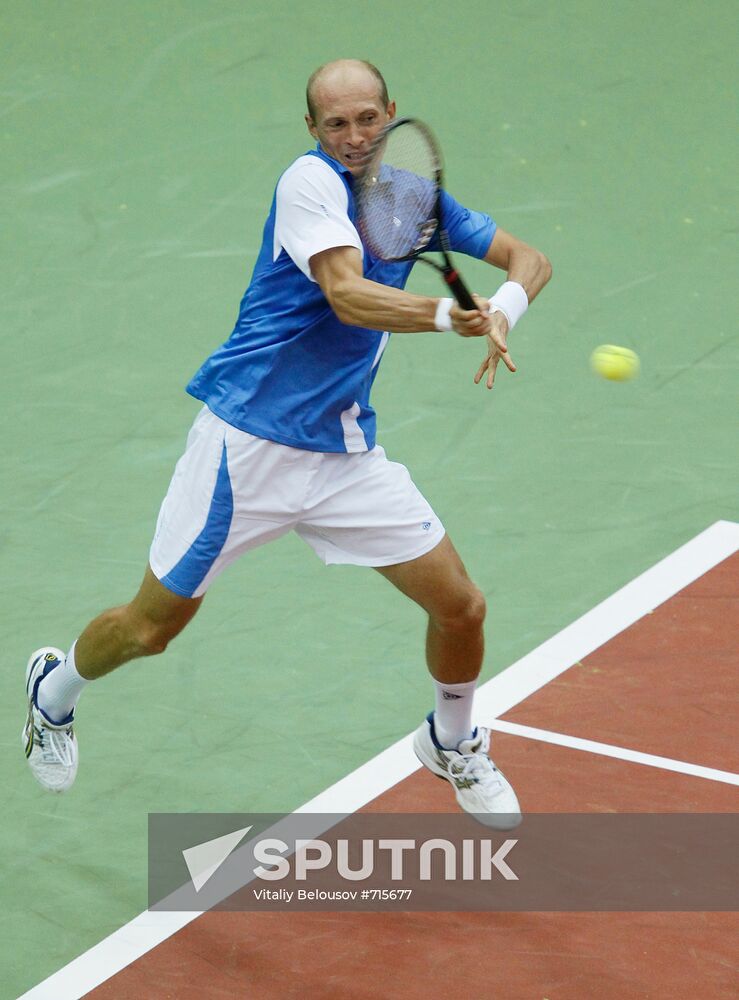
top-left (276, 158), bottom-right (490, 337)
top-left (310, 245), bottom-right (490, 337)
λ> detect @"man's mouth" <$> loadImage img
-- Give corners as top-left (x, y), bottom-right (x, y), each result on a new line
top-left (343, 151), bottom-right (366, 166)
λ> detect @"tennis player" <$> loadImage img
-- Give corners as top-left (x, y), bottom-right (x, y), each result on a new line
top-left (23, 59), bottom-right (551, 828)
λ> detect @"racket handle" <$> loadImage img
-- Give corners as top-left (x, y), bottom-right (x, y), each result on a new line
top-left (442, 267), bottom-right (477, 310)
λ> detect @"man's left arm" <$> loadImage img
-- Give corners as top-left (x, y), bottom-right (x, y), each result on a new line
top-left (476, 227), bottom-right (552, 388)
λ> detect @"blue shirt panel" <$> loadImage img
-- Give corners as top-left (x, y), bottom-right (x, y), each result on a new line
top-left (186, 147), bottom-right (496, 453)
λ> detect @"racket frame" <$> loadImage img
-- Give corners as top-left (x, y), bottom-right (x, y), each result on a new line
top-left (356, 117), bottom-right (477, 310)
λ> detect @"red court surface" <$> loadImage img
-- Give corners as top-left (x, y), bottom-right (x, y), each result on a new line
top-left (503, 552), bottom-right (739, 773)
top-left (84, 555), bottom-right (738, 1000)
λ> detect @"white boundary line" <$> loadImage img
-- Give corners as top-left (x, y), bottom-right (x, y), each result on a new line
top-left (17, 519), bottom-right (739, 1000)
top-left (490, 720), bottom-right (739, 786)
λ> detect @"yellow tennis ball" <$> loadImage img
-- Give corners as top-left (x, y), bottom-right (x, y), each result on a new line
top-left (590, 344), bottom-right (640, 381)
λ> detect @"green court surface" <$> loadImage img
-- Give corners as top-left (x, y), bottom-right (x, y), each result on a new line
top-left (2, 2), bottom-right (737, 996)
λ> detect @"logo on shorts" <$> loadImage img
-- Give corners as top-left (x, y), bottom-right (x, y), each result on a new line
top-left (422, 521), bottom-right (431, 531)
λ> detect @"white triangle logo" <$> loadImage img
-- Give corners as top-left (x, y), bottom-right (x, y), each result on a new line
top-left (182, 825), bottom-right (253, 893)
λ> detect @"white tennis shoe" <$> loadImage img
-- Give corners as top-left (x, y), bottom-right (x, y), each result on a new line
top-left (22, 647), bottom-right (78, 793)
top-left (413, 713), bottom-right (521, 829)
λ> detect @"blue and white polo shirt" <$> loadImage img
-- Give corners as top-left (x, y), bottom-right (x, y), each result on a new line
top-left (186, 145), bottom-right (495, 453)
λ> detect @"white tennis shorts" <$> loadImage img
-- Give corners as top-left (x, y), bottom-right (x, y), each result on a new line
top-left (149, 407), bottom-right (445, 598)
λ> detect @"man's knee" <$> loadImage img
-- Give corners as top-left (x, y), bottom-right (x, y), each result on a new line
top-left (135, 621), bottom-right (174, 657)
top-left (432, 584), bottom-right (487, 634)
top-left (125, 568), bottom-right (203, 657)
top-left (116, 607), bottom-right (190, 658)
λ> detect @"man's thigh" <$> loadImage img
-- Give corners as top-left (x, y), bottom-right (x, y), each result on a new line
top-left (374, 534), bottom-right (479, 618)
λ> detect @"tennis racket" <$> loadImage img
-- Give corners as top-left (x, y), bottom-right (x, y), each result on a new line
top-left (354, 117), bottom-right (476, 310)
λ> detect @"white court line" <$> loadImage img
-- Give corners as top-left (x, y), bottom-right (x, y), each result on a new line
top-left (490, 720), bottom-right (739, 787)
top-left (17, 519), bottom-right (739, 1000)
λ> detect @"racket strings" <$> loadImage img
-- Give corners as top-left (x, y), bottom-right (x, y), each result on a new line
top-left (356, 124), bottom-right (440, 261)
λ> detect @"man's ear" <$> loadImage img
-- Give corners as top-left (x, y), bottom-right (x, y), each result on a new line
top-left (305, 114), bottom-right (318, 139)
top-left (385, 100), bottom-right (397, 122)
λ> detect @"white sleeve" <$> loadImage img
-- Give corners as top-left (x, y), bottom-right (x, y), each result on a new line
top-left (274, 156), bottom-right (363, 281)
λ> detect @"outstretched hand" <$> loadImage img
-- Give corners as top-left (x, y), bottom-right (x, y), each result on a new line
top-left (473, 309), bottom-right (516, 389)
top-left (446, 295), bottom-right (517, 387)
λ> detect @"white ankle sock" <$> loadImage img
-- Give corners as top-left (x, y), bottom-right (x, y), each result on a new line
top-left (432, 679), bottom-right (476, 749)
top-left (36, 641), bottom-right (89, 722)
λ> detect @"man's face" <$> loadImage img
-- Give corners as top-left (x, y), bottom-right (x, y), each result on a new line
top-left (306, 70), bottom-right (395, 175)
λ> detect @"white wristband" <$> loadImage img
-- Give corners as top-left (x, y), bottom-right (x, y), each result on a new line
top-left (488, 281), bottom-right (528, 332)
top-left (434, 297), bottom-right (454, 332)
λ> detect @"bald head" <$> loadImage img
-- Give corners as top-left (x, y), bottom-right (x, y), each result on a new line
top-left (304, 59), bottom-right (395, 175)
top-left (306, 59), bottom-right (389, 122)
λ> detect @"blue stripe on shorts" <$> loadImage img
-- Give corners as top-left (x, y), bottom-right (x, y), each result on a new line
top-left (160, 440), bottom-right (233, 598)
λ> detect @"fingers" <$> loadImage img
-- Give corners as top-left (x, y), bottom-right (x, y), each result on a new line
top-left (457, 316), bottom-right (489, 337)
top-left (501, 350), bottom-right (517, 373)
top-left (488, 324), bottom-right (509, 355)
top-left (489, 334), bottom-right (508, 355)
top-left (487, 310), bottom-right (511, 353)
top-left (450, 302), bottom-right (490, 338)
top-left (486, 355), bottom-right (500, 389)
top-left (473, 345), bottom-right (517, 389)
top-left (473, 352), bottom-right (499, 388)
top-left (465, 311), bottom-right (518, 389)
